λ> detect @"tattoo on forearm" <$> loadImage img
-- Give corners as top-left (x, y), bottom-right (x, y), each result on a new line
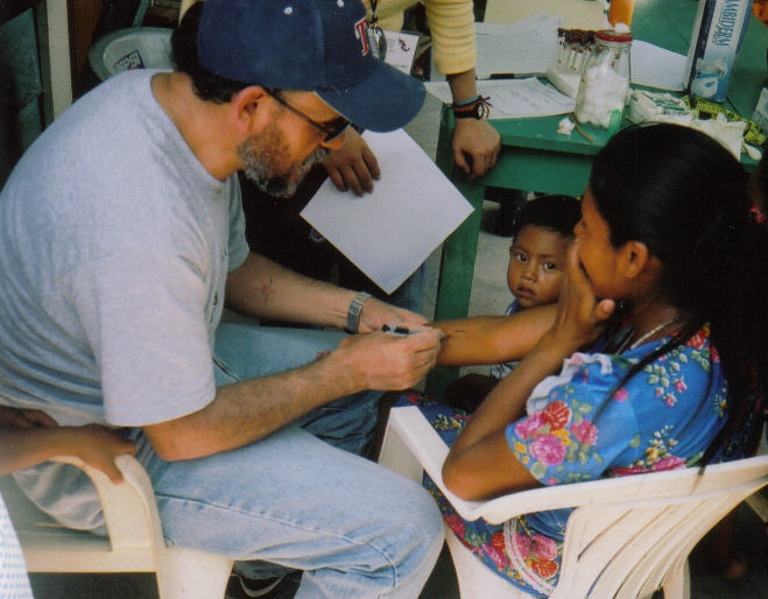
top-left (261, 277), bottom-right (273, 305)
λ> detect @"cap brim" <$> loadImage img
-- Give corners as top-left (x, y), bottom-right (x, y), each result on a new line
top-left (317, 62), bottom-right (425, 133)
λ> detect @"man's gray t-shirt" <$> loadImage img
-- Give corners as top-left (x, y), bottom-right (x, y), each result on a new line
top-left (0, 69), bottom-right (249, 530)
top-left (0, 69), bottom-right (248, 427)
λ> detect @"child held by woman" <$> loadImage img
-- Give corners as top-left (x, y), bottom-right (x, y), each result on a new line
top-left (445, 194), bottom-right (581, 412)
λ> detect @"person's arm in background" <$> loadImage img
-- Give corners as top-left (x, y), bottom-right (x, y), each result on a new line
top-left (424, 0), bottom-right (500, 177)
top-left (322, 0), bottom-right (502, 193)
top-left (0, 407), bottom-right (136, 482)
top-left (445, 68), bottom-right (500, 177)
top-left (320, 127), bottom-right (381, 195)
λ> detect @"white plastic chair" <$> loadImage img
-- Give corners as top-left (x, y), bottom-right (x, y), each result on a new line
top-left (0, 454), bottom-right (233, 599)
top-left (87, 27), bottom-right (173, 81)
top-left (378, 406), bottom-right (768, 599)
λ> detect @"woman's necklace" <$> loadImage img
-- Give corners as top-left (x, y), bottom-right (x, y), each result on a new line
top-left (615, 318), bottom-right (679, 353)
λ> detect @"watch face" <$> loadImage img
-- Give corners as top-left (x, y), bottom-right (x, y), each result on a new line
top-left (454, 103), bottom-right (484, 119)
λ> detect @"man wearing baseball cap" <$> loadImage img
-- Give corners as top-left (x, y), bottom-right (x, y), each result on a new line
top-left (0, 1), bottom-right (444, 597)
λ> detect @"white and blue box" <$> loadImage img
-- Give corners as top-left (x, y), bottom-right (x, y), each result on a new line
top-left (684, 0), bottom-right (753, 102)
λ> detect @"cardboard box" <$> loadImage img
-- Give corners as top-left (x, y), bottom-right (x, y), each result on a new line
top-left (684, 0), bottom-right (752, 102)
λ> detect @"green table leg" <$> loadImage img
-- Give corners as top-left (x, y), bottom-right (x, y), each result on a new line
top-left (426, 107), bottom-right (486, 397)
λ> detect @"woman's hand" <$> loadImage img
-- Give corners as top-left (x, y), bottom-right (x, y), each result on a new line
top-left (545, 242), bottom-right (616, 354)
top-left (452, 118), bottom-right (500, 178)
top-left (323, 128), bottom-right (380, 195)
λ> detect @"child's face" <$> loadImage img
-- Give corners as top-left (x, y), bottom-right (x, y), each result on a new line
top-left (507, 224), bottom-right (571, 309)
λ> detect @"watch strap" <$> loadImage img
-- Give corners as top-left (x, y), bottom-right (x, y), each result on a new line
top-left (346, 292), bottom-right (372, 333)
top-left (451, 95), bottom-right (492, 120)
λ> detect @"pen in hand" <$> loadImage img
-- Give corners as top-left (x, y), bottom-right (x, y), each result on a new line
top-left (382, 324), bottom-right (412, 336)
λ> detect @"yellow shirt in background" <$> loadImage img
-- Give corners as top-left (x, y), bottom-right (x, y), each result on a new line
top-left (363, 0), bottom-right (477, 75)
top-left (178, 0), bottom-right (478, 76)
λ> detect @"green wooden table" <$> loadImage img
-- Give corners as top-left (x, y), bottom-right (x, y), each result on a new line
top-left (427, 0), bottom-right (767, 394)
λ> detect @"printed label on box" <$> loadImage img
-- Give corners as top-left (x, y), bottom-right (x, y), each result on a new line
top-left (684, 0), bottom-right (752, 102)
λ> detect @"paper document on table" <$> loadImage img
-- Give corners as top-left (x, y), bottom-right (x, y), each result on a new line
top-left (301, 130), bottom-right (474, 295)
top-left (631, 40), bottom-right (686, 91)
top-left (475, 14), bottom-right (562, 79)
top-left (484, 0), bottom-right (607, 30)
top-left (425, 78), bottom-right (575, 119)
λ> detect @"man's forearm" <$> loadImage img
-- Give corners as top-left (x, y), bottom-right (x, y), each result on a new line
top-left (225, 252), bottom-right (355, 329)
top-left (143, 350), bottom-right (363, 461)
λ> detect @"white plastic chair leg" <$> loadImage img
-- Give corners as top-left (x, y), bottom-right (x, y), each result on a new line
top-left (158, 547), bottom-right (233, 599)
top-left (661, 560), bottom-right (690, 599)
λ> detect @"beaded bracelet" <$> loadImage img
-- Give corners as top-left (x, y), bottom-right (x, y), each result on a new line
top-left (452, 95), bottom-right (492, 120)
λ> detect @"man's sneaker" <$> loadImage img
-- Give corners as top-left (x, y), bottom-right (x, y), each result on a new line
top-left (224, 571), bottom-right (302, 599)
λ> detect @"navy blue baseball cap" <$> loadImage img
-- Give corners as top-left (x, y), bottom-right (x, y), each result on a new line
top-left (198, 0), bottom-right (425, 132)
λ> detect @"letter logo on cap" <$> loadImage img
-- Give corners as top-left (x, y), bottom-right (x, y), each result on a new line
top-left (354, 17), bottom-right (370, 55)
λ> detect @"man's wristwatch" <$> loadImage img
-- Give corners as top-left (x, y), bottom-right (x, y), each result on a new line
top-left (346, 292), bottom-right (372, 333)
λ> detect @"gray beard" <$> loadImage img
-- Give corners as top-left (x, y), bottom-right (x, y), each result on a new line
top-left (240, 146), bottom-right (328, 198)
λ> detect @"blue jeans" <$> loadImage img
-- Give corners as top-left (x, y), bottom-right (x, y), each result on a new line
top-left (137, 323), bottom-right (443, 598)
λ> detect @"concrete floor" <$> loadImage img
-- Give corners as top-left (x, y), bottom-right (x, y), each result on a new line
top-left (24, 88), bottom-right (768, 599)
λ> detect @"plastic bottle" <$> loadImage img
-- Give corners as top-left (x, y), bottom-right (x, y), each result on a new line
top-left (574, 30), bottom-right (632, 129)
top-left (608, 0), bottom-right (636, 28)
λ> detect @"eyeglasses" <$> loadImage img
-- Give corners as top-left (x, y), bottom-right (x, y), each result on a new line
top-left (264, 89), bottom-right (350, 144)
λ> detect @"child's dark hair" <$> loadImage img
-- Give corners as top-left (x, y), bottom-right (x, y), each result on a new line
top-left (591, 123), bottom-right (767, 464)
top-left (510, 195), bottom-right (581, 240)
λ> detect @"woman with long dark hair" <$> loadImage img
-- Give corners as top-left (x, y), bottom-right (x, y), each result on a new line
top-left (409, 123), bottom-right (767, 595)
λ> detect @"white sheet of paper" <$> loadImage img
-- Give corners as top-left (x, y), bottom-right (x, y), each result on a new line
top-left (300, 130), bottom-right (474, 294)
top-left (474, 15), bottom-right (562, 79)
top-left (425, 78), bottom-right (575, 119)
top-left (631, 40), bottom-right (687, 92)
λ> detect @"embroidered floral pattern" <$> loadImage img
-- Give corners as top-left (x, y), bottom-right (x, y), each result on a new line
top-left (514, 396), bottom-right (601, 483)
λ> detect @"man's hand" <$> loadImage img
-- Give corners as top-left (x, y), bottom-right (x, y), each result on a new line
top-left (452, 118), bottom-right (501, 178)
top-left (323, 128), bottom-right (380, 195)
top-left (336, 327), bottom-right (443, 391)
top-left (356, 297), bottom-right (429, 333)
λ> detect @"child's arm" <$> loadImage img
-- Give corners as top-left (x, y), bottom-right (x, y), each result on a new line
top-left (433, 304), bottom-right (557, 366)
top-left (442, 247), bottom-right (616, 501)
top-left (0, 407), bottom-right (136, 482)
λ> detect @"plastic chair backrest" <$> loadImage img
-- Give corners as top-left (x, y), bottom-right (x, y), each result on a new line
top-left (0, 454), bottom-right (233, 599)
top-left (378, 406), bottom-right (768, 599)
top-left (87, 27), bottom-right (173, 82)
